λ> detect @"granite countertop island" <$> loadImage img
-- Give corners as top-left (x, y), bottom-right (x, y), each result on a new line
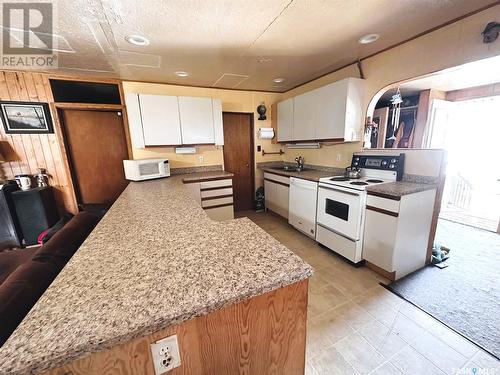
top-left (0, 172), bottom-right (312, 375)
top-left (366, 180), bottom-right (437, 199)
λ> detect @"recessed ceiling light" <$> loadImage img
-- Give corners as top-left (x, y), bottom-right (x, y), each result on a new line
top-left (175, 71), bottom-right (189, 77)
top-left (358, 33), bottom-right (380, 44)
top-left (273, 78), bottom-right (285, 83)
top-left (125, 34), bottom-right (150, 46)
top-left (257, 57), bottom-right (272, 63)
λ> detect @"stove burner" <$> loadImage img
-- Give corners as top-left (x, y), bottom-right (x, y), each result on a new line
top-left (366, 179), bottom-right (384, 183)
top-left (350, 181), bottom-right (368, 186)
top-left (330, 177), bottom-right (349, 182)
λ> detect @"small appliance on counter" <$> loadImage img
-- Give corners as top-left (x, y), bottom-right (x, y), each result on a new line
top-left (14, 174), bottom-right (32, 191)
top-left (35, 168), bottom-right (49, 187)
top-left (123, 159), bottom-right (170, 181)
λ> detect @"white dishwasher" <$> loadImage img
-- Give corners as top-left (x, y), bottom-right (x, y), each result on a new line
top-left (288, 177), bottom-right (318, 239)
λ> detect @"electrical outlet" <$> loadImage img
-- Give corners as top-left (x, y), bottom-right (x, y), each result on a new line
top-left (150, 335), bottom-right (181, 374)
top-left (336, 153), bottom-right (342, 162)
top-left (198, 155), bottom-right (204, 163)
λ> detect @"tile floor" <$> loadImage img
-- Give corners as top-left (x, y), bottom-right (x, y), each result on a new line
top-left (241, 211), bottom-right (500, 375)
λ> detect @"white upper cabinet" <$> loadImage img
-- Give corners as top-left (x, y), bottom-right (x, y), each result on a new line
top-left (125, 92), bottom-right (224, 147)
top-left (124, 93), bottom-right (145, 149)
top-left (276, 78), bottom-right (365, 142)
top-left (293, 90), bottom-right (318, 141)
top-left (277, 98), bottom-right (294, 142)
top-left (212, 98), bottom-right (224, 145)
top-left (178, 96), bottom-right (215, 144)
top-left (139, 94), bottom-right (182, 146)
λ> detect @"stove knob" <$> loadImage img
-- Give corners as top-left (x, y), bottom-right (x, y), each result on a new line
top-left (354, 157), bottom-right (360, 161)
top-left (382, 160), bottom-right (388, 166)
top-left (391, 158), bottom-right (397, 163)
top-left (353, 162), bottom-right (359, 166)
top-left (389, 164), bottom-right (395, 169)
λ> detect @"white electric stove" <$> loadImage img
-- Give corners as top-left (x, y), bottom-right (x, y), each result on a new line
top-left (316, 153), bottom-right (405, 264)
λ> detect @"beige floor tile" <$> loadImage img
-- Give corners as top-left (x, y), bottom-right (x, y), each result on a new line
top-left (309, 345), bottom-right (360, 375)
top-left (391, 346), bottom-right (446, 375)
top-left (399, 302), bottom-right (438, 330)
top-left (308, 283), bottom-right (349, 319)
top-left (470, 351), bottom-right (500, 370)
top-left (332, 301), bottom-right (375, 331)
top-left (427, 321), bottom-right (479, 359)
top-left (311, 308), bottom-right (356, 347)
top-left (371, 362), bottom-right (404, 375)
top-left (386, 312), bottom-right (428, 344)
top-left (357, 320), bottom-right (408, 359)
top-left (333, 333), bottom-right (386, 374)
top-left (353, 293), bottom-right (401, 328)
top-left (410, 330), bottom-right (468, 375)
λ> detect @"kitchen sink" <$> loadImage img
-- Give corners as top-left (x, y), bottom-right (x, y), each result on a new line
top-left (279, 166), bottom-right (310, 172)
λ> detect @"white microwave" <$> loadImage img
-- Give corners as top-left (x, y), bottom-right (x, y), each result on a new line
top-left (123, 159), bottom-right (170, 181)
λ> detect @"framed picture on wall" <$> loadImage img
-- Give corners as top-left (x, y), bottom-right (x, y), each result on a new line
top-left (0, 101), bottom-right (54, 134)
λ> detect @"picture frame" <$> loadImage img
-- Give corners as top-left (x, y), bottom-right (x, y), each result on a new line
top-left (0, 101), bottom-right (54, 134)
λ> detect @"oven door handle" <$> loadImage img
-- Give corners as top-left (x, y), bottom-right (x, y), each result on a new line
top-left (318, 185), bottom-right (361, 197)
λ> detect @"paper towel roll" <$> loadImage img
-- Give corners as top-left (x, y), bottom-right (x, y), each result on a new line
top-left (259, 127), bottom-right (275, 139)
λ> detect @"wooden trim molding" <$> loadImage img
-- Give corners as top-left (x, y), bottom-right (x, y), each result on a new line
top-left (201, 194), bottom-right (233, 201)
top-left (365, 260), bottom-right (396, 281)
top-left (264, 178), bottom-right (290, 188)
top-left (203, 202), bottom-right (234, 210)
top-left (366, 205), bottom-right (399, 217)
top-left (54, 103), bottom-right (124, 111)
top-left (367, 191), bottom-right (401, 201)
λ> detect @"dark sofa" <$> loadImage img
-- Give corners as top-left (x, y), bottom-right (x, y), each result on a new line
top-left (0, 211), bottom-right (99, 346)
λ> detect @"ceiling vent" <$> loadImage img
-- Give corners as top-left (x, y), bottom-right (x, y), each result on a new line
top-left (212, 73), bottom-right (249, 88)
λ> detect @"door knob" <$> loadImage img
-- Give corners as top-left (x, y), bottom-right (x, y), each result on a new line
top-left (245, 163), bottom-right (249, 167)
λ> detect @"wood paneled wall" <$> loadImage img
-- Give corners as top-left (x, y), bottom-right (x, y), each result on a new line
top-left (0, 71), bottom-right (76, 213)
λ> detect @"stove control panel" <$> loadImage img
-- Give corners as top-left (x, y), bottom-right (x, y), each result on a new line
top-left (351, 153), bottom-right (405, 180)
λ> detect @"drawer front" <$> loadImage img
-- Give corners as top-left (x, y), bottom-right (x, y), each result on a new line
top-left (201, 196), bottom-right (233, 208)
top-left (200, 187), bottom-right (233, 199)
top-left (263, 172), bottom-right (290, 186)
top-left (316, 224), bottom-right (359, 263)
top-left (200, 178), bottom-right (233, 189)
top-left (366, 195), bottom-right (400, 213)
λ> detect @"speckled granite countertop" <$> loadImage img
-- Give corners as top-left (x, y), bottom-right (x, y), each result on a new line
top-left (181, 170), bottom-right (233, 182)
top-left (366, 181), bottom-right (437, 199)
top-left (260, 167), bottom-right (340, 182)
top-left (0, 174), bottom-right (312, 375)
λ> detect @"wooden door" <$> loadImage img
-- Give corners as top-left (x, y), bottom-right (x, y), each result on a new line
top-left (223, 113), bottom-right (254, 211)
top-left (61, 109), bottom-right (129, 207)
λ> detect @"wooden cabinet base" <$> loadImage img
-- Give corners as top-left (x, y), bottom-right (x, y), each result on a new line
top-left (42, 279), bottom-right (308, 375)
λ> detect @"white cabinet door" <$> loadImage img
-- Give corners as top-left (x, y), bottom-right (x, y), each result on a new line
top-left (264, 179), bottom-right (276, 212)
top-left (288, 177), bottom-right (318, 238)
top-left (363, 208), bottom-right (398, 272)
top-left (277, 98), bottom-right (294, 142)
top-left (139, 94), bottom-right (182, 145)
top-left (315, 80), bottom-right (348, 140)
top-left (212, 98), bottom-right (224, 145)
top-left (124, 93), bottom-right (145, 149)
top-left (275, 183), bottom-right (290, 219)
top-left (293, 91), bottom-right (317, 141)
top-left (178, 96), bottom-right (215, 144)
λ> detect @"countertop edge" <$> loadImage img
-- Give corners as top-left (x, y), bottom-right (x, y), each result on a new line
top-left (25, 271), bottom-right (312, 375)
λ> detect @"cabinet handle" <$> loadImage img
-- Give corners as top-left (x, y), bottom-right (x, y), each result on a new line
top-left (366, 205), bottom-right (399, 217)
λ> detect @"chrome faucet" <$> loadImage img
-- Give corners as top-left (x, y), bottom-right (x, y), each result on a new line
top-left (295, 156), bottom-right (305, 171)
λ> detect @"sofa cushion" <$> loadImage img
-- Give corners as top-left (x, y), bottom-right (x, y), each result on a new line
top-left (32, 211), bottom-right (99, 266)
top-left (0, 260), bottom-right (60, 346)
top-left (0, 247), bottom-right (37, 285)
